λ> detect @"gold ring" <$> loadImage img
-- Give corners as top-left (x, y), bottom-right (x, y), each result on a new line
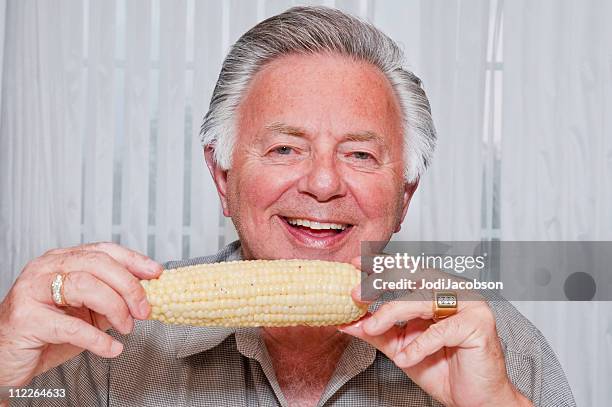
top-left (51, 273), bottom-right (68, 306)
top-left (432, 291), bottom-right (457, 322)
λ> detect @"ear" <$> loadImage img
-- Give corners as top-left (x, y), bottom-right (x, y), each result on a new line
top-left (204, 146), bottom-right (231, 217)
top-left (394, 179), bottom-right (419, 233)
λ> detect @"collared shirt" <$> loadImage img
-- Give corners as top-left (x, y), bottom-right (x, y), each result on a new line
top-left (13, 241), bottom-right (576, 406)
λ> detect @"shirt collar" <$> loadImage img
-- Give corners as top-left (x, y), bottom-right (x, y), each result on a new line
top-left (232, 326), bottom-right (377, 407)
top-left (175, 326), bottom-right (236, 358)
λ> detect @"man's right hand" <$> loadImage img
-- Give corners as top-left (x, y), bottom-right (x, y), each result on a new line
top-left (0, 242), bottom-right (162, 388)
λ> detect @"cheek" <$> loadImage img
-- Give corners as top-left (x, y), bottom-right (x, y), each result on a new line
top-left (345, 172), bottom-right (404, 224)
top-left (230, 160), bottom-right (300, 214)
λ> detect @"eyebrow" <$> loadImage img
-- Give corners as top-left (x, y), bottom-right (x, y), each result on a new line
top-left (264, 122), bottom-right (308, 138)
top-left (343, 131), bottom-right (386, 148)
top-left (261, 121), bottom-right (387, 149)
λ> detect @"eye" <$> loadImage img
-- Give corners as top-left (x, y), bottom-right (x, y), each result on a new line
top-left (264, 144), bottom-right (305, 164)
top-left (273, 146), bottom-right (293, 155)
top-left (352, 151), bottom-right (373, 160)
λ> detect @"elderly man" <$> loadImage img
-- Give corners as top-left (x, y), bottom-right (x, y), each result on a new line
top-left (0, 6), bottom-right (574, 407)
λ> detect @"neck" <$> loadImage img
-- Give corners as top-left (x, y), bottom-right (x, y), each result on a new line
top-left (262, 326), bottom-right (351, 407)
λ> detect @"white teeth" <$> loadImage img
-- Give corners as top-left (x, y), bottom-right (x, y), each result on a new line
top-left (286, 218), bottom-right (348, 231)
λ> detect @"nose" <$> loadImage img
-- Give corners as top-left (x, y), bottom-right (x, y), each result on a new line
top-left (297, 153), bottom-right (347, 202)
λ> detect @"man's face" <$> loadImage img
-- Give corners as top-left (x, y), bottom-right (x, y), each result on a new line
top-left (208, 53), bottom-right (415, 262)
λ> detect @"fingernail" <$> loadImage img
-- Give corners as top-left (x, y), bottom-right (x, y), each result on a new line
top-left (147, 259), bottom-right (161, 274)
top-left (338, 320), bottom-right (359, 331)
top-left (110, 341), bottom-right (123, 356)
top-left (123, 317), bottom-right (134, 334)
top-left (139, 299), bottom-right (150, 318)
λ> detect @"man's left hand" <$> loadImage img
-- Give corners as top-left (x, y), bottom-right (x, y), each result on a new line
top-left (340, 258), bottom-right (533, 407)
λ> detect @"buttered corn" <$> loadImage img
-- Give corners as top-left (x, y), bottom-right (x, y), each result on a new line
top-left (141, 259), bottom-right (367, 327)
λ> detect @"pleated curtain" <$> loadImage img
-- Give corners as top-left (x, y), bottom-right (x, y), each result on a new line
top-left (0, 1), bottom-right (610, 405)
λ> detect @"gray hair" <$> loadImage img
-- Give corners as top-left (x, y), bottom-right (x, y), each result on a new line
top-left (200, 6), bottom-right (436, 182)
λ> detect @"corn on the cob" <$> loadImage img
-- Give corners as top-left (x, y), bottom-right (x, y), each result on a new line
top-left (141, 259), bottom-right (367, 327)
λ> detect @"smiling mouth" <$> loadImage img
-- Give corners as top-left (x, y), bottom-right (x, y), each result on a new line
top-left (281, 216), bottom-right (353, 240)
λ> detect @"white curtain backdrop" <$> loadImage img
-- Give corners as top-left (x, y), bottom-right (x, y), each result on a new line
top-left (0, 0), bottom-right (610, 405)
top-left (501, 1), bottom-right (612, 406)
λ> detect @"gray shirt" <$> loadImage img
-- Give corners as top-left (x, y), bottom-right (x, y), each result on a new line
top-left (12, 241), bottom-right (576, 406)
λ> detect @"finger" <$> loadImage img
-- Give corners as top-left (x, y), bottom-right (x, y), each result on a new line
top-left (64, 306), bottom-right (113, 332)
top-left (340, 314), bottom-right (430, 359)
top-left (362, 292), bottom-right (433, 336)
top-left (36, 309), bottom-right (123, 358)
top-left (339, 313), bottom-right (401, 355)
top-left (61, 271), bottom-right (133, 334)
top-left (47, 242), bottom-right (162, 279)
top-left (348, 256), bottom-right (376, 307)
top-left (350, 284), bottom-right (372, 307)
top-left (89, 312), bottom-right (112, 332)
top-left (45, 251), bottom-right (150, 319)
top-left (394, 316), bottom-right (474, 369)
top-left (338, 317), bottom-right (398, 354)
